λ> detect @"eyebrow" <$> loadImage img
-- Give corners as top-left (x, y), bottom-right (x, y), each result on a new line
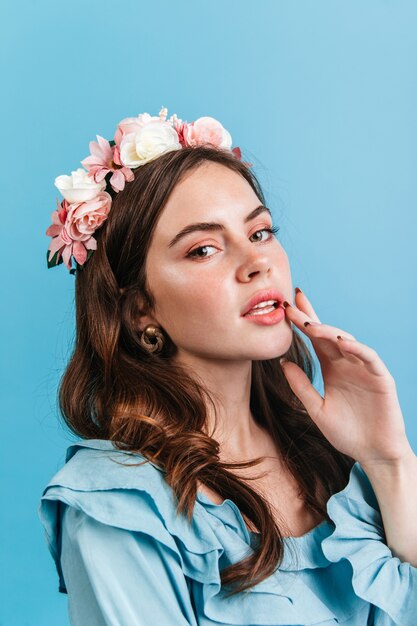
top-left (167, 204), bottom-right (272, 249)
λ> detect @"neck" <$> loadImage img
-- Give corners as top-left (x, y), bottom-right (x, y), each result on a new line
top-left (175, 351), bottom-right (268, 460)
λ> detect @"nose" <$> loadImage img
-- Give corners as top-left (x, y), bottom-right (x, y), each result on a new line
top-left (236, 245), bottom-right (271, 281)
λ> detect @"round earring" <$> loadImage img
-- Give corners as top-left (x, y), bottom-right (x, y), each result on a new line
top-left (139, 324), bottom-right (165, 354)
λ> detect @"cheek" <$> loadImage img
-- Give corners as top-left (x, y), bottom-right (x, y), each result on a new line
top-left (174, 275), bottom-right (223, 316)
top-left (149, 261), bottom-right (222, 320)
top-left (276, 246), bottom-right (291, 276)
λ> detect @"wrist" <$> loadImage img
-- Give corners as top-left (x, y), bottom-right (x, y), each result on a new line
top-left (360, 445), bottom-right (417, 485)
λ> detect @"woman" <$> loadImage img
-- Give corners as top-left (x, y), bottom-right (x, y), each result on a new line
top-left (39, 106), bottom-right (417, 625)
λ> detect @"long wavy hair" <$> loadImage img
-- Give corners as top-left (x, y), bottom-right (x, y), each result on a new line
top-left (57, 144), bottom-right (355, 596)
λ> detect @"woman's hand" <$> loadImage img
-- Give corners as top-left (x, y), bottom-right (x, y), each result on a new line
top-left (280, 288), bottom-right (412, 468)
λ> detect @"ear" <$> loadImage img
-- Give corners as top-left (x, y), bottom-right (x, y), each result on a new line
top-left (119, 287), bottom-right (161, 333)
top-left (137, 313), bottom-right (161, 334)
top-left (124, 290), bottom-right (160, 334)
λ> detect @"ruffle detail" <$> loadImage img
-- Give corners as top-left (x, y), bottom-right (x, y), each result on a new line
top-left (196, 489), bottom-right (333, 570)
top-left (321, 461), bottom-right (417, 625)
top-left (196, 481), bottom-right (366, 623)
top-left (38, 439), bottom-right (350, 625)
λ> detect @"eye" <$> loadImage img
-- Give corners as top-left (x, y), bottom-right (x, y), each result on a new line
top-left (186, 225), bottom-right (281, 260)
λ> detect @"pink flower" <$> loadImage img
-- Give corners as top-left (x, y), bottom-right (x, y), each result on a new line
top-left (172, 117), bottom-right (188, 147)
top-left (65, 191), bottom-right (112, 240)
top-left (230, 146), bottom-right (253, 167)
top-left (81, 135), bottom-right (134, 193)
top-left (46, 192), bottom-right (112, 270)
top-left (182, 116), bottom-right (233, 150)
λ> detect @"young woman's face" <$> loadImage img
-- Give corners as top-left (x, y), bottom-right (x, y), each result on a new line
top-left (144, 162), bottom-right (294, 362)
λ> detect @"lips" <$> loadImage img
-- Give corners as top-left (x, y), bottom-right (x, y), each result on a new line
top-left (241, 288), bottom-right (286, 316)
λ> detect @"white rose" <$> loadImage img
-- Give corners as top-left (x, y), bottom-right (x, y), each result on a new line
top-left (117, 112), bottom-right (159, 136)
top-left (120, 120), bottom-right (182, 168)
top-left (54, 168), bottom-right (107, 203)
top-left (114, 113), bottom-right (162, 150)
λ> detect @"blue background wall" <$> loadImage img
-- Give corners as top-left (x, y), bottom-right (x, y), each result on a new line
top-left (1, 1), bottom-right (416, 623)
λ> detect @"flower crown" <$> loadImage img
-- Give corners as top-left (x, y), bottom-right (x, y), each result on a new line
top-left (46, 106), bottom-right (249, 275)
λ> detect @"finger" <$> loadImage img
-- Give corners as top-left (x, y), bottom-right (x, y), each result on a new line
top-left (294, 288), bottom-right (321, 323)
top-left (284, 302), bottom-right (357, 342)
top-left (280, 359), bottom-right (324, 421)
top-left (336, 337), bottom-right (392, 377)
top-left (334, 338), bottom-right (364, 363)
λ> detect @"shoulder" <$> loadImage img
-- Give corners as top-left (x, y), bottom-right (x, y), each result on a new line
top-left (38, 438), bottom-right (221, 560)
top-left (41, 437), bottom-right (170, 499)
top-left (38, 438), bottom-right (224, 597)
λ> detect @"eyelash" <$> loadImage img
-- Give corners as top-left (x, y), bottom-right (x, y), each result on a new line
top-left (186, 225), bottom-right (281, 260)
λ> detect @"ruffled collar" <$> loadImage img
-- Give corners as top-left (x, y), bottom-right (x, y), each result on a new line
top-left (40, 438), bottom-right (371, 624)
top-left (196, 489), bottom-right (334, 571)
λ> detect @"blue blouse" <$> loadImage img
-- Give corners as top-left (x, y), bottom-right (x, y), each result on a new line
top-left (38, 438), bottom-right (416, 625)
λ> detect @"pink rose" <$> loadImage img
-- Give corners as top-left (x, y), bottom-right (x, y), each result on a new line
top-left (65, 191), bottom-right (112, 241)
top-left (46, 197), bottom-right (102, 271)
top-left (183, 116), bottom-right (233, 149)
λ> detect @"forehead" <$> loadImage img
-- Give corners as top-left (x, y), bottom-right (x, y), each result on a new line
top-left (156, 162), bottom-right (260, 232)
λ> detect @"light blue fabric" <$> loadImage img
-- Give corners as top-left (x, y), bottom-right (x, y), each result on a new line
top-left (38, 439), bottom-right (417, 625)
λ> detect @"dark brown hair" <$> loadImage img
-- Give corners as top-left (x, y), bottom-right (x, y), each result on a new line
top-left (57, 145), bottom-right (355, 596)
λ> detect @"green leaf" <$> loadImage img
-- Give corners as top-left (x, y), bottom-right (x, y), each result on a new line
top-left (46, 249), bottom-right (63, 269)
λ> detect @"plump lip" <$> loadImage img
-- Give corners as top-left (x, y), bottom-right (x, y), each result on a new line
top-left (241, 288), bottom-right (286, 316)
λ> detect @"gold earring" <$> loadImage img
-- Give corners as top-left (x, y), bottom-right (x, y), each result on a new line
top-left (139, 324), bottom-right (165, 354)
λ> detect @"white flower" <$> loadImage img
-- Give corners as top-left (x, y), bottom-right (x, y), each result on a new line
top-left (119, 120), bottom-right (182, 168)
top-left (54, 168), bottom-right (107, 203)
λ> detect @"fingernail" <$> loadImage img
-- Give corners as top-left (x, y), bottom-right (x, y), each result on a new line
top-left (280, 358), bottom-right (288, 365)
top-left (304, 321), bottom-right (319, 327)
top-left (283, 301), bottom-right (291, 308)
top-left (295, 287), bottom-right (302, 294)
